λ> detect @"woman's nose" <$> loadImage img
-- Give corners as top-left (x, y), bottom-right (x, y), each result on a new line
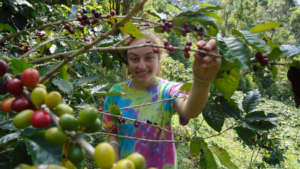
top-left (137, 60), bottom-right (147, 69)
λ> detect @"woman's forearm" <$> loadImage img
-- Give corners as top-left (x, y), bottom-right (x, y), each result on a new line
top-left (179, 79), bottom-right (210, 119)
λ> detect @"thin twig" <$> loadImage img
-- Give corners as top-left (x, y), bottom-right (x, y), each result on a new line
top-left (31, 43), bottom-right (220, 64)
top-left (98, 95), bottom-right (186, 133)
top-left (29, 50), bottom-right (76, 64)
top-left (89, 131), bottom-right (184, 143)
top-left (202, 124), bottom-right (236, 139)
top-left (0, 18), bottom-right (74, 44)
top-left (20, 37), bottom-right (62, 59)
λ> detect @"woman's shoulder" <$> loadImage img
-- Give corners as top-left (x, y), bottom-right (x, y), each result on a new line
top-left (109, 80), bottom-right (129, 92)
top-left (157, 77), bottom-right (182, 88)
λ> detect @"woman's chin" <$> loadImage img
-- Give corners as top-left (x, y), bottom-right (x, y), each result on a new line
top-left (133, 75), bottom-right (154, 84)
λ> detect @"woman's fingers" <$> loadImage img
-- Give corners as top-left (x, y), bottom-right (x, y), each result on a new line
top-left (203, 39), bottom-right (217, 51)
top-left (196, 40), bottom-right (206, 49)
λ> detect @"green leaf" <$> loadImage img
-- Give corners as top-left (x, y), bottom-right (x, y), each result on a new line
top-left (204, 11), bottom-right (222, 23)
top-left (268, 47), bottom-right (284, 61)
top-left (202, 97), bottom-right (233, 132)
top-left (270, 65), bottom-right (278, 78)
top-left (24, 137), bottom-right (62, 165)
top-left (10, 58), bottom-right (31, 74)
top-left (250, 22), bottom-right (282, 33)
top-left (62, 5), bottom-right (71, 11)
top-left (52, 78), bottom-right (73, 94)
top-left (59, 65), bottom-right (69, 81)
top-left (109, 104), bottom-right (121, 115)
top-left (223, 36), bottom-right (251, 70)
top-left (215, 60), bottom-right (240, 100)
top-left (202, 106), bottom-right (225, 132)
top-left (280, 44), bottom-right (300, 59)
top-left (109, 104), bottom-right (121, 123)
top-left (190, 137), bottom-right (201, 156)
top-left (199, 139), bottom-right (218, 169)
top-left (15, 0), bottom-right (33, 8)
top-left (235, 126), bottom-right (256, 146)
top-left (242, 89), bottom-right (261, 113)
top-left (245, 111), bottom-right (280, 122)
top-left (218, 97), bottom-right (242, 120)
top-left (179, 82), bottom-right (192, 92)
top-left (210, 145), bottom-right (238, 169)
top-left (243, 120), bottom-right (277, 131)
top-left (73, 74), bottom-right (103, 86)
top-left (119, 22), bottom-right (145, 38)
top-left (0, 24), bottom-right (16, 33)
top-left (0, 132), bottom-right (20, 145)
top-left (232, 30), bottom-right (270, 53)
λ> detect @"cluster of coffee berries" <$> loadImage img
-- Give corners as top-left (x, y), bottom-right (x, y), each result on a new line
top-left (181, 23), bottom-right (192, 37)
top-left (36, 32), bottom-right (46, 41)
top-left (184, 41), bottom-right (192, 58)
top-left (107, 10), bottom-right (116, 18)
top-left (19, 44), bottom-right (30, 54)
top-left (255, 52), bottom-right (269, 66)
top-left (64, 23), bottom-right (75, 34)
top-left (163, 40), bottom-right (175, 51)
top-left (160, 19), bottom-right (173, 33)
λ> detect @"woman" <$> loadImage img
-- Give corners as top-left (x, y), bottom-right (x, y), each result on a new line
top-left (103, 32), bottom-right (221, 169)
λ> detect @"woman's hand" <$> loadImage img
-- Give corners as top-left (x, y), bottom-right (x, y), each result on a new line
top-left (193, 39), bottom-right (221, 84)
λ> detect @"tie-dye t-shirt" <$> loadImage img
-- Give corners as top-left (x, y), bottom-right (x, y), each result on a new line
top-left (103, 77), bottom-right (189, 169)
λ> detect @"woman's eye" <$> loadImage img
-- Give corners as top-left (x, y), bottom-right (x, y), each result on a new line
top-left (130, 57), bottom-right (139, 62)
top-left (146, 56), bottom-right (154, 61)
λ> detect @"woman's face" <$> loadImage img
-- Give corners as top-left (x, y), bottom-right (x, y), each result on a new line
top-left (127, 38), bottom-right (160, 86)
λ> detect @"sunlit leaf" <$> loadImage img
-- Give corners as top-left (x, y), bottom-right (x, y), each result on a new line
top-left (190, 137), bottom-right (201, 156)
top-left (250, 22), bottom-right (282, 33)
top-left (179, 82), bottom-right (192, 92)
top-left (215, 61), bottom-right (240, 100)
top-left (10, 58), bottom-right (31, 74)
top-left (119, 22), bottom-right (144, 38)
top-left (210, 145), bottom-right (238, 169)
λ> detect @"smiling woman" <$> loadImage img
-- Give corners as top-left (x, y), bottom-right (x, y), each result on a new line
top-left (102, 31), bottom-right (221, 169)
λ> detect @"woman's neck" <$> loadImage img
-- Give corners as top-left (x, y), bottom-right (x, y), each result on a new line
top-left (129, 77), bottom-right (156, 90)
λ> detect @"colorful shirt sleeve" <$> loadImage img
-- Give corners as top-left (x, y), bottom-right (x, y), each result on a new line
top-left (162, 80), bottom-right (190, 125)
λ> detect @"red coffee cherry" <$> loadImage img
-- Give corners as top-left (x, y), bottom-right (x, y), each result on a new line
top-left (184, 52), bottom-right (190, 59)
top-left (167, 45), bottom-right (174, 51)
top-left (110, 10), bottom-right (116, 16)
top-left (152, 48), bottom-right (159, 53)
